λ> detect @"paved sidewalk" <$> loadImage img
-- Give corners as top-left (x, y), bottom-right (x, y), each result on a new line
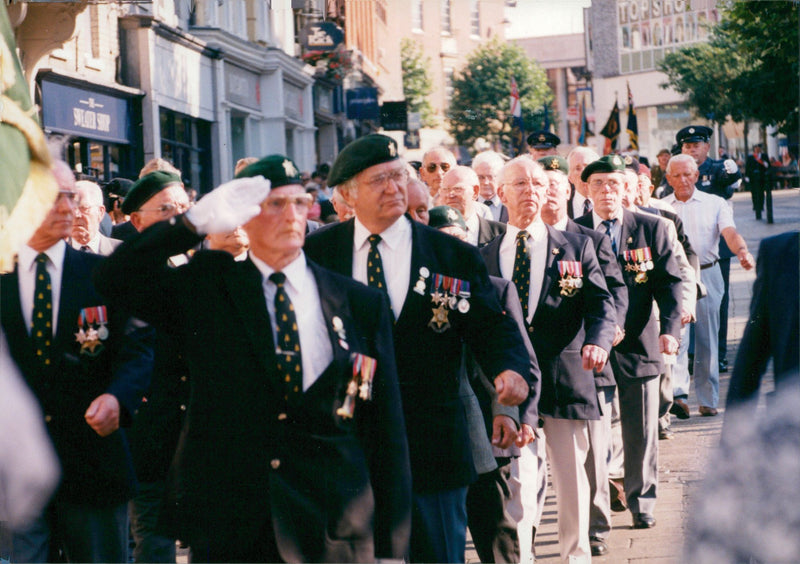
top-left (466, 188), bottom-right (800, 564)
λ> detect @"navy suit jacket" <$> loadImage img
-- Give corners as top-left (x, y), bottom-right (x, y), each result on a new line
top-left (575, 209), bottom-right (683, 379)
top-left (1, 246), bottom-right (153, 506)
top-left (564, 218), bottom-right (628, 388)
top-left (481, 225), bottom-right (616, 421)
top-left (305, 215), bottom-right (533, 492)
top-left (727, 231), bottom-right (799, 410)
top-left (476, 215), bottom-right (507, 248)
top-left (95, 220), bottom-right (412, 561)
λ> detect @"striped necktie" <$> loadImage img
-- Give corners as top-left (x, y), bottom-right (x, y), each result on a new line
top-left (602, 219), bottom-right (618, 255)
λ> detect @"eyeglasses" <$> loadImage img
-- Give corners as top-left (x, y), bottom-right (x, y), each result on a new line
top-left (363, 169), bottom-right (409, 190)
top-left (57, 191), bottom-right (80, 204)
top-left (476, 174), bottom-right (496, 182)
top-left (589, 179), bottom-right (624, 190)
top-left (261, 194), bottom-right (314, 214)
top-left (75, 204), bottom-right (99, 215)
top-left (138, 202), bottom-right (191, 217)
top-left (505, 178), bottom-right (547, 191)
top-left (425, 162), bottom-right (451, 174)
top-left (439, 185), bottom-right (468, 196)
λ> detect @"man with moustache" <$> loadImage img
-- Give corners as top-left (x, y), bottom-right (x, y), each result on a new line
top-left (96, 155), bottom-right (412, 562)
top-left (538, 155), bottom-right (628, 557)
top-left (480, 156), bottom-right (616, 564)
top-left (440, 166), bottom-right (505, 247)
top-left (574, 154), bottom-right (683, 530)
top-left (472, 151), bottom-right (509, 223)
top-left (304, 134), bottom-right (534, 563)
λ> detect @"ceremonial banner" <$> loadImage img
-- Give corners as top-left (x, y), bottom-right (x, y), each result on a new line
top-left (0, 5), bottom-right (57, 273)
top-left (509, 77), bottom-right (525, 157)
top-left (578, 97), bottom-right (593, 145)
top-left (600, 101), bottom-right (621, 155)
top-left (626, 82), bottom-right (639, 151)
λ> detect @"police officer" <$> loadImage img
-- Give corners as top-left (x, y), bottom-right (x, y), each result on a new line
top-left (527, 130), bottom-right (561, 160)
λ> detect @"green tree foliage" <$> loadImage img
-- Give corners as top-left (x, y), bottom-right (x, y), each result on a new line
top-left (446, 38), bottom-right (552, 150)
top-left (401, 38), bottom-right (436, 128)
top-left (660, 0), bottom-right (799, 134)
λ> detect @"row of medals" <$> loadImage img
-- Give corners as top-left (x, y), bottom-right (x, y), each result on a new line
top-left (625, 259), bottom-right (655, 283)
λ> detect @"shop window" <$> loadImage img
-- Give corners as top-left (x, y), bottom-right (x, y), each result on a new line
top-left (160, 107), bottom-right (213, 194)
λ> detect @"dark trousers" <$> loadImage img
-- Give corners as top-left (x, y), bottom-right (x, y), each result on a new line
top-left (466, 460), bottom-right (520, 563)
top-left (6, 500), bottom-right (127, 563)
top-left (189, 518), bottom-right (282, 563)
top-left (750, 181), bottom-right (766, 215)
top-left (129, 480), bottom-right (175, 563)
top-left (718, 257), bottom-right (731, 362)
top-left (410, 486), bottom-right (468, 563)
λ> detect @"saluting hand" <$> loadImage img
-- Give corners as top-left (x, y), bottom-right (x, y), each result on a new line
top-left (186, 176), bottom-right (271, 235)
top-left (85, 393), bottom-right (120, 437)
top-left (494, 370), bottom-right (529, 406)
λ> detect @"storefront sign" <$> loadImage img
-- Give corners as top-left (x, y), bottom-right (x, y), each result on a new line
top-left (40, 80), bottom-right (131, 144)
top-left (301, 22), bottom-right (345, 52)
top-left (346, 87), bottom-right (379, 120)
top-left (225, 63), bottom-right (260, 110)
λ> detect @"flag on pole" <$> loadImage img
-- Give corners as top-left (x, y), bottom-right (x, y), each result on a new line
top-left (0, 5), bottom-right (57, 273)
top-left (509, 77), bottom-right (525, 157)
top-left (600, 100), bottom-right (621, 155)
top-left (626, 82), bottom-right (639, 151)
top-left (578, 97), bottom-right (593, 145)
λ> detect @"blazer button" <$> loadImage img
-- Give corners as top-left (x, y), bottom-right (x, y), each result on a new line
top-left (270, 459), bottom-right (280, 470)
top-left (528, 326), bottom-right (534, 333)
top-left (180, 404), bottom-right (187, 411)
top-left (181, 375), bottom-right (187, 382)
top-left (277, 413), bottom-right (287, 421)
top-left (44, 415), bottom-right (52, 423)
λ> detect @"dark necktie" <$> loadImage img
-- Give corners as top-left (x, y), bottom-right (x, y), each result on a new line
top-left (367, 234), bottom-right (390, 298)
top-left (80, 245), bottom-right (91, 252)
top-left (512, 230), bottom-right (531, 320)
top-left (602, 219), bottom-right (618, 255)
top-left (269, 272), bottom-right (302, 404)
top-left (32, 253), bottom-right (53, 367)
top-left (583, 198), bottom-right (593, 216)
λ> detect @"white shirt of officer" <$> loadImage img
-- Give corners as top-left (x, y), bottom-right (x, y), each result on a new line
top-left (18, 241), bottom-right (66, 335)
top-left (250, 251), bottom-right (333, 390)
top-left (663, 189), bottom-right (735, 265)
top-left (499, 219), bottom-right (547, 323)
top-left (352, 216), bottom-right (412, 320)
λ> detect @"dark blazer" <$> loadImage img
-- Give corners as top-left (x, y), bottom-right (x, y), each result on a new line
top-left (575, 209), bottom-right (683, 378)
top-left (727, 231), bottom-right (799, 410)
top-left (476, 215), bottom-right (507, 247)
top-left (1, 246), bottom-right (153, 506)
top-left (305, 216), bottom-right (533, 493)
top-left (564, 218), bottom-right (628, 388)
top-left (697, 157), bottom-right (741, 200)
top-left (481, 200), bottom-right (509, 223)
top-left (95, 221), bottom-right (412, 561)
top-left (481, 225), bottom-right (616, 421)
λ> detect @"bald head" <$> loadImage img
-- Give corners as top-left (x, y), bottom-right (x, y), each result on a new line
top-left (420, 147), bottom-right (457, 198)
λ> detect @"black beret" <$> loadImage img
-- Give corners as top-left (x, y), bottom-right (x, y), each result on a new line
top-left (622, 154), bottom-right (640, 174)
top-left (123, 171), bottom-right (182, 214)
top-left (327, 134), bottom-right (400, 187)
top-left (676, 125), bottom-right (712, 145)
top-left (428, 206), bottom-right (467, 231)
top-left (106, 177), bottom-right (134, 198)
top-left (580, 154), bottom-right (626, 182)
top-left (527, 130), bottom-right (561, 149)
top-left (538, 155), bottom-right (569, 175)
top-left (235, 154), bottom-right (303, 189)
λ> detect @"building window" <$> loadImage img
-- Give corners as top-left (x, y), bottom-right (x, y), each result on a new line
top-left (470, 0), bottom-right (480, 36)
top-left (444, 66), bottom-right (454, 105)
top-left (441, 0), bottom-right (452, 34)
top-left (159, 107), bottom-right (213, 194)
top-left (412, 0), bottom-right (423, 31)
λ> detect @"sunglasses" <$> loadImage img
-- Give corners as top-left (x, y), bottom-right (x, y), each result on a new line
top-left (425, 162), bottom-right (451, 174)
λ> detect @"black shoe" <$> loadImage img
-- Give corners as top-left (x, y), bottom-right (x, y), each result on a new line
top-left (633, 513), bottom-right (656, 529)
top-left (719, 358), bottom-right (729, 372)
top-left (670, 398), bottom-right (691, 420)
top-left (590, 536), bottom-right (608, 556)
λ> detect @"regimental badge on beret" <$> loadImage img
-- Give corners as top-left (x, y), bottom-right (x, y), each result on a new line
top-left (538, 155), bottom-right (568, 175)
top-left (613, 156), bottom-right (622, 166)
top-left (327, 133), bottom-right (400, 187)
top-left (236, 154), bottom-right (303, 188)
top-left (282, 159), bottom-right (298, 179)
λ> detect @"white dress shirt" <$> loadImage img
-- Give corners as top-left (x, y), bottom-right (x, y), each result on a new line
top-left (70, 235), bottom-right (99, 253)
top-left (464, 212), bottom-right (480, 247)
top-left (18, 241), bottom-right (67, 335)
top-left (663, 189), bottom-right (735, 265)
top-left (500, 220), bottom-right (547, 323)
top-left (572, 191), bottom-right (591, 217)
top-left (591, 209), bottom-right (624, 252)
top-left (353, 216), bottom-right (412, 319)
top-left (479, 195), bottom-right (503, 222)
top-left (250, 251), bottom-right (333, 390)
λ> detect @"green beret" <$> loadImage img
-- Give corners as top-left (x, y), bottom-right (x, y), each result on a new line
top-left (428, 205), bottom-right (467, 231)
top-left (327, 134), bottom-right (400, 187)
top-left (580, 154), bottom-right (626, 182)
top-left (235, 154), bottom-right (302, 188)
top-left (538, 155), bottom-right (569, 175)
top-left (123, 171), bottom-right (182, 214)
top-left (676, 125), bottom-right (712, 146)
top-left (526, 130), bottom-right (560, 149)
